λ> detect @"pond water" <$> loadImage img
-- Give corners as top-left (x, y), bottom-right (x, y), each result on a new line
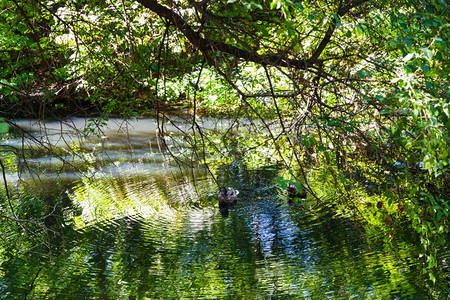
top-left (0, 118), bottom-right (448, 299)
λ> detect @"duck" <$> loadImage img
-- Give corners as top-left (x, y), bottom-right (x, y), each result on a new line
top-left (287, 183), bottom-right (307, 204)
top-left (218, 186), bottom-right (239, 206)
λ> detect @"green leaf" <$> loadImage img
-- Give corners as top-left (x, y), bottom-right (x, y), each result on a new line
top-left (294, 2), bottom-right (304, 10)
top-left (419, 47), bottom-right (433, 60)
top-left (0, 122), bottom-right (9, 134)
top-left (403, 38), bottom-right (413, 48)
top-left (420, 64), bottom-right (430, 72)
top-left (327, 119), bottom-right (339, 126)
top-left (357, 70), bottom-right (368, 78)
top-left (293, 181), bottom-right (302, 190)
top-left (428, 255), bottom-right (435, 269)
top-left (279, 181), bottom-right (288, 189)
top-left (252, 2), bottom-right (263, 9)
top-left (402, 53), bottom-right (414, 62)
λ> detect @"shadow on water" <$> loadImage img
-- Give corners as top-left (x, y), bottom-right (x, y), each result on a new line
top-left (1, 118), bottom-right (448, 299)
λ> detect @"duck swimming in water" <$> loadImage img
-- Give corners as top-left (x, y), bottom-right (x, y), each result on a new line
top-left (218, 186), bottom-right (239, 206)
top-left (218, 186), bottom-right (239, 218)
top-left (287, 183), bottom-right (307, 204)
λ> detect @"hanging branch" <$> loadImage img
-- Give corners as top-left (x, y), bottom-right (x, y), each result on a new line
top-left (0, 158), bottom-right (23, 228)
top-left (311, 0), bottom-right (369, 60)
top-left (24, 267), bottom-right (42, 300)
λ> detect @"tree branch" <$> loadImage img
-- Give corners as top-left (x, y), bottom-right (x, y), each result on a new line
top-left (135, 0), bottom-right (318, 69)
top-left (311, 0), bottom-right (369, 60)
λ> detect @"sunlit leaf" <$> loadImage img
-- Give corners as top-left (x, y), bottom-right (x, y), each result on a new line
top-left (0, 122), bottom-right (8, 133)
top-left (402, 53), bottom-right (414, 62)
top-left (419, 47), bottom-right (433, 60)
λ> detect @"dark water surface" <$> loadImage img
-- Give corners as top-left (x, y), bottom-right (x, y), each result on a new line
top-left (0, 118), bottom-right (448, 299)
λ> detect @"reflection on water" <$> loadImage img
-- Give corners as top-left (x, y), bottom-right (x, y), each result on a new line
top-left (2, 167), bottom-right (447, 299)
top-left (0, 118), bottom-right (448, 298)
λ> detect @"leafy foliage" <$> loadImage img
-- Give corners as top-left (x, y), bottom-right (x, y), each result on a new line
top-left (1, 0), bottom-right (448, 282)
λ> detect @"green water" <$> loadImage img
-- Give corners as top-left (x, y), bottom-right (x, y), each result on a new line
top-left (0, 118), bottom-right (448, 299)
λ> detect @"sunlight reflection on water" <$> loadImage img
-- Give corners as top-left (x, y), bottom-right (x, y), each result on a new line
top-left (1, 118), bottom-right (446, 299)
